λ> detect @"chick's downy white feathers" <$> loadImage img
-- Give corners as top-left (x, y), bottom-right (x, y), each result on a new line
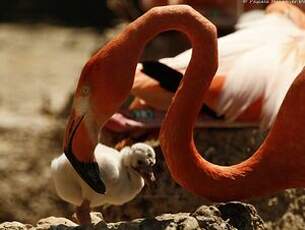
top-left (51, 143), bottom-right (156, 208)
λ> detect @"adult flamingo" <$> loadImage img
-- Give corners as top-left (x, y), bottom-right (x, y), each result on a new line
top-left (64, 4), bottom-right (305, 201)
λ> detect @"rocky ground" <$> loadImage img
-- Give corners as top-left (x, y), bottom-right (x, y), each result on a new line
top-left (0, 202), bottom-right (264, 230)
top-left (0, 23), bottom-right (305, 230)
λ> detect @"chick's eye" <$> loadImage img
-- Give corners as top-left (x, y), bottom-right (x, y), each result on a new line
top-left (137, 160), bottom-right (143, 165)
top-left (147, 149), bottom-right (153, 158)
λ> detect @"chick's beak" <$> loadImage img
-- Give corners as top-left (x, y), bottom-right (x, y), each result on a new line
top-left (137, 165), bottom-right (156, 188)
top-left (63, 111), bottom-right (106, 194)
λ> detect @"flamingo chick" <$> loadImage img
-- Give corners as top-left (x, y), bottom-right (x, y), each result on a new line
top-left (51, 143), bottom-right (156, 224)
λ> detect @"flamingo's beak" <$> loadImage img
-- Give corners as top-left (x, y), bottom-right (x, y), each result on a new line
top-left (63, 111), bottom-right (106, 194)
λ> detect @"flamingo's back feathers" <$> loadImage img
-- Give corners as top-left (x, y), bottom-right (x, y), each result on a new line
top-left (158, 49), bottom-right (192, 71)
top-left (216, 13), bottom-right (305, 128)
top-left (137, 10), bottom-right (305, 129)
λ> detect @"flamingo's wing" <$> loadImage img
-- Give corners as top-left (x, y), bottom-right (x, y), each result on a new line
top-left (216, 13), bottom-right (305, 128)
top-left (158, 49), bottom-right (192, 72)
top-left (135, 11), bottom-right (305, 129)
top-left (136, 49), bottom-right (191, 73)
top-left (147, 10), bottom-right (266, 73)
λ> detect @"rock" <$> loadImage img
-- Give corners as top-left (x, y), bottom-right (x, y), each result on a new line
top-left (89, 212), bottom-right (105, 225)
top-left (36, 217), bottom-right (77, 229)
top-left (192, 205), bottom-right (235, 230)
top-left (216, 202), bottom-right (264, 230)
top-left (0, 203), bottom-right (264, 230)
top-left (178, 216), bottom-right (200, 230)
top-left (0, 222), bottom-right (32, 230)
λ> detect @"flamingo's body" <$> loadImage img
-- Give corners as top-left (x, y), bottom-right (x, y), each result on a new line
top-left (130, 2), bottom-right (305, 129)
top-left (52, 143), bottom-right (156, 223)
top-left (64, 4), bottom-right (305, 202)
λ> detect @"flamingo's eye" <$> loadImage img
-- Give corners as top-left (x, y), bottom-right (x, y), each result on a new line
top-left (82, 86), bottom-right (90, 96)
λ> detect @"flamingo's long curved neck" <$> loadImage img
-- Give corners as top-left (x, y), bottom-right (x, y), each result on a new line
top-left (70, 5), bottom-right (218, 162)
top-left (158, 8), bottom-right (305, 201)
top-left (75, 5), bottom-right (218, 150)
top-left (161, 65), bottom-right (305, 200)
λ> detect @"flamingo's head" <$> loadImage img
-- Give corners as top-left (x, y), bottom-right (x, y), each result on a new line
top-left (63, 53), bottom-right (134, 194)
top-left (63, 77), bottom-right (104, 194)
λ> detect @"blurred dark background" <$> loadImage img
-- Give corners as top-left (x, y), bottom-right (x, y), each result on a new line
top-left (0, 0), bottom-right (115, 28)
top-left (1, 2), bottom-right (305, 229)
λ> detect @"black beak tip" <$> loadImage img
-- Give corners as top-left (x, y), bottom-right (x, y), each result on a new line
top-left (80, 162), bottom-right (106, 194)
top-left (64, 115), bottom-right (106, 194)
top-left (64, 152), bottom-right (106, 194)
